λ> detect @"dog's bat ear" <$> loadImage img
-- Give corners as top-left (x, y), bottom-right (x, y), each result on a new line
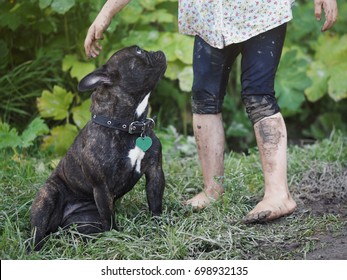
top-left (78, 66), bottom-right (112, 92)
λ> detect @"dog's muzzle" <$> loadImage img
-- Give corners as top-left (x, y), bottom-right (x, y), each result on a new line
top-left (147, 51), bottom-right (166, 67)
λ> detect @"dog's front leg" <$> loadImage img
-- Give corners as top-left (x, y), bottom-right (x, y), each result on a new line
top-left (93, 186), bottom-right (115, 230)
top-left (30, 181), bottom-right (64, 251)
top-left (145, 163), bottom-right (165, 216)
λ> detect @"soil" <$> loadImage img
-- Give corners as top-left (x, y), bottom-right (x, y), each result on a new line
top-left (290, 162), bottom-right (347, 260)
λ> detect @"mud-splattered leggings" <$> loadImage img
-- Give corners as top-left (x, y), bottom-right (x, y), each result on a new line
top-left (191, 23), bottom-right (287, 124)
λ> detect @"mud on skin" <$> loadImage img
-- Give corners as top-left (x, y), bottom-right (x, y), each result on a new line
top-left (257, 117), bottom-right (282, 157)
top-left (254, 116), bottom-right (284, 174)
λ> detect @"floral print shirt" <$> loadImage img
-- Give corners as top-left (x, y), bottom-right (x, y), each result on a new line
top-left (178, 0), bottom-right (295, 49)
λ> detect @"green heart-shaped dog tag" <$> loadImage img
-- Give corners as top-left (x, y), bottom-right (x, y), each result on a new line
top-left (136, 136), bottom-right (153, 152)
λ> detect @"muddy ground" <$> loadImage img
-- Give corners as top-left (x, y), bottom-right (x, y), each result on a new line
top-left (291, 163), bottom-right (347, 259)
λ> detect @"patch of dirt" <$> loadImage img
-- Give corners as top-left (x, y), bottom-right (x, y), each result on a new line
top-left (291, 163), bottom-right (347, 259)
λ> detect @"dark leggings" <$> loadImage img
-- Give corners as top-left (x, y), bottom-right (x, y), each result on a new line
top-left (191, 23), bottom-right (287, 124)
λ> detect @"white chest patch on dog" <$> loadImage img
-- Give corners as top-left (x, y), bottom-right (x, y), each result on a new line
top-left (128, 146), bottom-right (145, 173)
top-left (136, 92), bottom-right (151, 118)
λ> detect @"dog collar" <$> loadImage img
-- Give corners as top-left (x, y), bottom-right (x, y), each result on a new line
top-left (91, 114), bottom-right (155, 134)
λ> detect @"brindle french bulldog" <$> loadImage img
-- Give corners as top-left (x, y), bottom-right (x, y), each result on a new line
top-left (30, 46), bottom-right (166, 250)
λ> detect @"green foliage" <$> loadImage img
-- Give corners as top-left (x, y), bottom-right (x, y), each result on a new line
top-left (1, 0), bottom-right (347, 155)
top-left (155, 125), bottom-right (197, 158)
top-left (38, 86), bottom-right (74, 120)
top-left (39, 0), bottom-right (76, 14)
top-left (72, 98), bottom-right (92, 129)
top-left (20, 118), bottom-right (50, 148)
top-left (36, 53), bottom-right (94, 154)
top-left (41, 123), bottom-right (78, 155)
top-left (304, 112), bottom-right (346, 140)
top-left (154, 79), bottom-right (191, 134)
top-left (280, 1), bottom-right (347, 139)
top-left (0, 51), bottom-right (64, 127)
top-left (37, 83), bottom-right (90, 155)
top-left (305, 33), bottom-right (347, 102)
top-left (62, 54), bottom-right (96, 81)
top-left (0, 118), bottom-right (49, 150)
top-left (275, 48), bottom-right (311, 116)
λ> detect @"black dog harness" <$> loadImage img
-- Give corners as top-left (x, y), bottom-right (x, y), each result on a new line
top-left (91, 114), bottom-right (155, 134)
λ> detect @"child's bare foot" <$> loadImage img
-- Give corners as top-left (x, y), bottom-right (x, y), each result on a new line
top-left (185, 186), bottom-right (224, 210)
top-left (243, 193), bottom-right (297, 224)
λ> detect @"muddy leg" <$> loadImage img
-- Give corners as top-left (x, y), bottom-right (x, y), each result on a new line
top-left (185, 113), bottom-right (225, 209)
top-left (243, 112), bottom-right (297, 223)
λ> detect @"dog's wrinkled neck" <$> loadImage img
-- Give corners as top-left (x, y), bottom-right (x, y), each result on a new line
top-left (90, 87), bottom-right (150, 121)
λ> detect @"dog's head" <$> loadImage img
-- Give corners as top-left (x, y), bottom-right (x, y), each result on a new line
top-left (78, 46), bottom-right (167, 94)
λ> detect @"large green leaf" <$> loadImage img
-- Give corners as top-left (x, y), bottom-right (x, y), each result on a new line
top-left (41, 124), bottom-right (78, 155)
top-left (275, 49), bottom-right (311, 116)
top-left (327, 63), bottom-right (347, 102)
top-left (139, 0), bottom-right (157, 10)
top-left (121, 30), bottom-right (161, 51)
top-left (62, 54), bottom-right (95, 81)
top-left (314, 34), bottom-right (347, 67)
top-left (51, 0), bottom-right (75, 15)
top-left (37, 86), bottom-right (74, 120)
top-left (141, 9), bottom-right (174, 24)
top-left (119, 1), bottom-right (143, 24)
top-left (173, 33), bottom-right (194, 64)
top-left (0, 12), bottom-right (21, 31)
top-left (276, 83), bottom-right (307, 115)
top-left (305, 61), bottom-right (329, 102)
top-left (72, 98), bottom-right (92, 129)
top-left (165, 60), bottom-right (185, 80)
top-left (39, 0), bottom-right (52, 10)
top-left (20, 118), bottom-right (49, 148)
top-left (158, 33), bottom-right (176, 62)
top-left (0, 122), bottom-right (21, 149)
top-left (177, 66), bottom-right (193, 92)
top-left (287, 3), bottom-right (321, 45)
top-left (306, 34), bottom-right (347, 102)
top-left (0, 118), bottom-right (49, 149)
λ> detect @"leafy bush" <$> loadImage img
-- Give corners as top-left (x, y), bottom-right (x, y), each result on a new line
top-left (282, 1), bottom-right (347, 139)
top-left (0, 118), bottom-right (49, 151)
top-left (36, 85), bottom-right (91, 155)
top-left (1, 0), bottom-right (346, 155)
top-left (0, 51), bottom-right (64, 128)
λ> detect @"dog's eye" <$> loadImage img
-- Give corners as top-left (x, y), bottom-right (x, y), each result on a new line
top-left (136, 48), bottom-right (143, 55)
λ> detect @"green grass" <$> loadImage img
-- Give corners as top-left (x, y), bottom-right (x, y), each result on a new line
top-left (0, 131), bottom-right (346, 260)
